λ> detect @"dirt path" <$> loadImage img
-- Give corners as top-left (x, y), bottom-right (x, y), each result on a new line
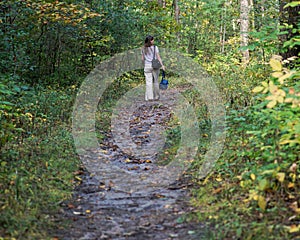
top-left (53, 88), bottom-right (205, 240)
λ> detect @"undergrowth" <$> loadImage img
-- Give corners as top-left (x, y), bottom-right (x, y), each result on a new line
top-left (188, 56), bottom-right (300, 239)
top-left (0, 81), bottom-right (81, 239)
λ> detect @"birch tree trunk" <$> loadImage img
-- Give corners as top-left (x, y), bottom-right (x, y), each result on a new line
top-left (240, 0), bottom-right (250, 63)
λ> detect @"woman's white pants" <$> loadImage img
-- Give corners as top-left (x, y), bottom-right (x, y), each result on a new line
top-left (144, 64), bottom-right (160, 101)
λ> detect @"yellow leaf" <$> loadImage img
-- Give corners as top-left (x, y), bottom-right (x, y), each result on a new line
top-left (216, 177), bottom-right (223, 182)
top-left (276, 172), bottom-right (285, 182)
top-left (290, 173), bottom-right (296, 182)
top-left (266, 95), bottom-right (276, 101)
top-left (258, 195), bottom-right (267, 211)
top-left (288, 195), bottom-right (296, 200)
top-left (271, 71), bottom-right (283, 78)
top-left (263, 88), bottom-right (269, 94)
top-left (262, 81), bottom-right (268, 87)
top-left (280, 139), bottom-right (292, 145)
top-left (269, 80), bottom-right (275, 89)
top-left (277, 89), bottom-right (286, 97)
top-left (267, 100), bottom-right (277, 108)
top-left (240, 181), bottom-right (245, 187)
top-left (250, 173), bottom-right (256, 180)
top-left (236, 175), bottom-right (242, 180)
top-left (75, 176), bottom-right (82, 181)
top-left (288, 182), bottom-right (295, 188)
top-left (277, 96), bottom-right (284, 103)
top-left (270, 58), bottom-right (282, 72)
top-left (290, 201), bottom-right (300, 213)
top-left (287, 224), bottom-right (300, 233)
top-left (284, 98), bottom-right (293, 103)
top-left (248, 190), bottom-right (259, 200)
top-left (252, 86), bottom-right (264, 93)
top-left (292, 101), bottom-right (300, 108)
top-left (278, 72), bottom-right (293, 84)
top-left (269, 84), bottom-right (278, 94)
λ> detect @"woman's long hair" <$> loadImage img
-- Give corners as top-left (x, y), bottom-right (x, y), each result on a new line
top-left (143, 35), bottom-right (154, 54)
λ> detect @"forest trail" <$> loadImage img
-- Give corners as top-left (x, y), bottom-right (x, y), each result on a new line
top-left (53, 88), bottom-right (205, 240)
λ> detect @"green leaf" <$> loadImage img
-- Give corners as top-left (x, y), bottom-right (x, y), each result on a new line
top-left (258, 178), bottom-right (269, 191)
top-left (284, 1), bottom-right (300, 8)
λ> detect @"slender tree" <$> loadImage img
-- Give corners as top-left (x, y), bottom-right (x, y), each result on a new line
top-left (240, 0), bottom-right (250, 62)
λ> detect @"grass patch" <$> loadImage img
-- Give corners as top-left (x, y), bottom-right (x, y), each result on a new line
top-left (0, 125), bottom-right (80, 239)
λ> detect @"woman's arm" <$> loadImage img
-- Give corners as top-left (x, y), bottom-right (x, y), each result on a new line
top-left (141, 50), bottom-right (145, 62)
top-left (156, 52), bottom-right (165, 71)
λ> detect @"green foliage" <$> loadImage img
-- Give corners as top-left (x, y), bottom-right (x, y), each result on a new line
top-left (0, 75), bottom-right (25, 149)
top-left (190, 56), bottom-right (299, 239)
top-left (188, 1), bottom-right (299, 236)
top-left (0, 125), bottom-right (80, 239)
top-left (0, 79), bottom-right (79, 238)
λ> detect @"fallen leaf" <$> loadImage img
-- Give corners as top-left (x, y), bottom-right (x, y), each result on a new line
top-left (67, 204), bottom-right (75, 209)
top-left (75, 176), bottom-right (82, 181)
top-left (73, 211), bottom-right (82, 215)
top-left (216, 177), bottom-right (222, 182)
top-left (213, 187), bottom-right (223, 194)
top-left (258, 195), bottom-right (267, 211)
top-left (276, 172), bottom-right (285, 183)
top-left (258, 178), bottom-right (269, 191)
top-left (286, 224), bottom-right (300, 233)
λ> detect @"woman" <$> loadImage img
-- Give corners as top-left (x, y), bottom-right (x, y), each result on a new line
top-left (141, 35), bottom-right (165, 101)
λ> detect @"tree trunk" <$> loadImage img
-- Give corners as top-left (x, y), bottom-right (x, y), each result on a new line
top-left (240, 0), bottom-right (250, 63)
top-left (220, 5), bottom-right (226, 53)
top-left (174, 0), bottom-right (180, 24)
top-left (158, 0), bottom-right (166, 7)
